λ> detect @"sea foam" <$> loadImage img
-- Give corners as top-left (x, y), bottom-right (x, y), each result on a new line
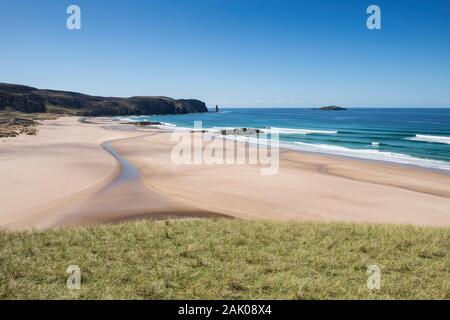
top-left (292, 142), bottom-right (450, 171)
top-left (406, 134), bottom-right (450, 145)
top-left (262, 127), bottom-right (337, 135)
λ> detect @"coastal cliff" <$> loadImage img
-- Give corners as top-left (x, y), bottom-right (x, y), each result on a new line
top-left (0, 83), bottom-right (208, 116)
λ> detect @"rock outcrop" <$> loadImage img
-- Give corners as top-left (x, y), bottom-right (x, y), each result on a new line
top-left (127, 121), bottom-right (163, 126)
top-left (221, 128), bottom-right (263, 135)
top-left (0, 83), bottom-right (208, 116)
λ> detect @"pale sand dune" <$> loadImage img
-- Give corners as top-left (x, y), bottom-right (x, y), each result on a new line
top-left (1, 117), bottom-right (449, 230)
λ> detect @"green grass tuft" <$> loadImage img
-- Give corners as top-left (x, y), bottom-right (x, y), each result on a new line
top-left (0, 219), bottom-right (448, 299)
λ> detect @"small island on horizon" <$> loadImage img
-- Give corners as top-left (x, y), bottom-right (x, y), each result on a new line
top-left (318, 105), bottom-right (347, 111)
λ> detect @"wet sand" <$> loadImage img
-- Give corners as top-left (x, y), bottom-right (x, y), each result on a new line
top-left (1, 117), bottom-right (449, 230)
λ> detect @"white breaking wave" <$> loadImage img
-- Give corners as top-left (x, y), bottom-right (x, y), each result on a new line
top-left (115, 116), bottom-right (178, 129)
top-left (114, 116), bottom-right (136, 122)
top-left (292, 142), bottom-right (450, 171)
top-left (262, 127), bottom-right (337, 135)
top-left (407, 134), bottom-right (450, 145)
top-left (371, 142), bottom-right (380, 146)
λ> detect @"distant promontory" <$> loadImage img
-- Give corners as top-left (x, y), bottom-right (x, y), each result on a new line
top-left (0, 83), bottom-right (208, 116)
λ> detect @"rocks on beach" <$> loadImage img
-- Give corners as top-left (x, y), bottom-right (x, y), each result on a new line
top-left (125, 121), bottom-right (163, 126)
top-left (221, 128), bottom-right (263, 135)
top-left (190, 130), bottom-right (208, 133)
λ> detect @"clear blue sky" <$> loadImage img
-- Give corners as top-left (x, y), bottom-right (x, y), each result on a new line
top-left (1, 0), bottom-right (449, 107)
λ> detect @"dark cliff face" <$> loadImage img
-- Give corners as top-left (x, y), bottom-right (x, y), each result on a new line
top-left (0, 83), bottom-right (208, 116)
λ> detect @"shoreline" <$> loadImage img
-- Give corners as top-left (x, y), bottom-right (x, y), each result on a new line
top-left (167, 134), bottom-right (450, 175)
top-left (282, 147), bottom-right (450, 175)
top-left (136, 123), bottom-right (450, 176)
top-left (113, 113), bottom-right (450, 173)
top-left (1, 116), bottom-right (449, 230)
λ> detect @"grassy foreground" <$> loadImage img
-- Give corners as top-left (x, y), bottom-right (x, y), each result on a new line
top-left (0, 219), bottom-right (448, 300)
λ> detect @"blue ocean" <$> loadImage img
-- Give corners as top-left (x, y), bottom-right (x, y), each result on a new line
top-left (118, 108), bottom-right (450, 172)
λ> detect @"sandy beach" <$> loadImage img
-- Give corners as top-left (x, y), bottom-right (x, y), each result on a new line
top-left (1, 117), bottom-right (449, 230)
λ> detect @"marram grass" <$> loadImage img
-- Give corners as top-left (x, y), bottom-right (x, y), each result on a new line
top-left (0, 219), bottom-right (448, 299)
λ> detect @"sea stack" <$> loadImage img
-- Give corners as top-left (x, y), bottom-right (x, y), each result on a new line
top-left (216, 105), bottom-right (219, 112)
